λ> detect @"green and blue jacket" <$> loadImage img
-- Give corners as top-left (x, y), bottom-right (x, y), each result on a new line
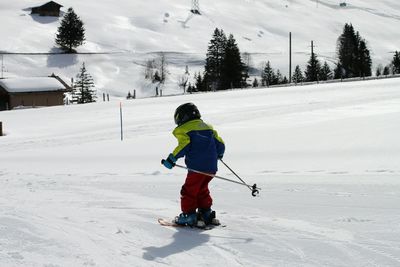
top-left (172, 119), bottom-right (225, 173)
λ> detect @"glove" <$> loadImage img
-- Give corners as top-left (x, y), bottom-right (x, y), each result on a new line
top-left (218, 153), bottom-right (224, 160)
top-left (162, 153), bottom-right (177, 169)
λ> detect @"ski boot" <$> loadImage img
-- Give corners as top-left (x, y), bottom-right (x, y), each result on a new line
top-left (197, 208), bottom-right (220, 226)
top-left (174, 212), bottom-right (197, 227)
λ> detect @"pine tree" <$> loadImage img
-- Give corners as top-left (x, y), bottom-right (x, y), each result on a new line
top-left (357, 39), bottom-right (372, 77)
top-left (55, 8), bottom-right (85, 53)
top-left (204, 28), bottom-right (227, 90)
top-left (376, 65), bottom-right (383, 77)
top-left (220, 34), bottom-right (245, 89)
top-left (252, 77), bottom-right (259, 88)
top-left (335, 23), bottom-right (358, 78)
top-left (72, 62), bottom-right (96, 104)
top-left (195, 72), bottom-right (205, 92)
top-left (275, 70), bottom-right (283, 84)
top-left (187, 83), bottom-right (195, 94)
top-left (305, 52), bottom-right (321, 82)
top-left (383, 65), bottom-right (391, 76)
top-left (261, 61), bottom-right (276, 86)
top-left (292, 65), bottom-right (304, 84)
top-left (335, 23), bottom-right (372, 78)
top-left (392, 51), bottom-right (400, 74)
top-left (319, 62), bottom-right (333, 81)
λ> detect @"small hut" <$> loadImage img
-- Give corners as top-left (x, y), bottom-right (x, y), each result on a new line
top-left (0, 76), bottom-right (71, 111)
top-left (31, 1), bottom-right (63, 17)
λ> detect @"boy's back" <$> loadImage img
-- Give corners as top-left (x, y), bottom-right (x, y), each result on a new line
top-left (173, 119), bottom-right (224, 173)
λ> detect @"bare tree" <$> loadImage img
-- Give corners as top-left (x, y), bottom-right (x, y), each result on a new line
top-left (178, 66), bottom-right (190, 93)
top-left (144, 59), bottom-right (156, 80)
top-left (157, 53), bottom-right (168, 83)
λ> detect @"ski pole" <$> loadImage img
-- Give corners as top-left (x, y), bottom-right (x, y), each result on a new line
top-left (161, 160), bottom-right (260, 196)
top-left (219, 159), bottom-right (260, 197)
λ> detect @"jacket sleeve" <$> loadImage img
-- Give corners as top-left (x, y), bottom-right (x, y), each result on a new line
top-left (172, 127), bottom-right (191, 159)
top-left (212, 129), bottom-right (225, 156)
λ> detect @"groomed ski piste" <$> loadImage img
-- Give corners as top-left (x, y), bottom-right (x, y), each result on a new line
top-left (1, 77), bottom-right (400, 266)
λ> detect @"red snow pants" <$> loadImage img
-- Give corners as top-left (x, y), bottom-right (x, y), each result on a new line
top-left (180, 171), bottom-right (214, 213)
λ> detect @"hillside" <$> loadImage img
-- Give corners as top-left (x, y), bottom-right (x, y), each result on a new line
top-left (0, 0), bottom-right (399, 97)
top-left (1, 78), bottom-right (400, 266)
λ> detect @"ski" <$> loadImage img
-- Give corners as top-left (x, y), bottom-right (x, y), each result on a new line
top-left (158, 218), bottom-right (224, 230)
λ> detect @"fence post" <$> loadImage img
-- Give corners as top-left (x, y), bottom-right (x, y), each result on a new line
top-left (0, 121), bottom-right (3, 136)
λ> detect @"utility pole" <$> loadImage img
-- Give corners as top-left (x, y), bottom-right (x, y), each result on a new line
top-left (289, 32), bottom-right (292, 83)
top-left (311, 40), bottom-right (315, 57)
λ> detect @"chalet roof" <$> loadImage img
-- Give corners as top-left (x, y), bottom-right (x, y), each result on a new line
top-left (34, 1), bottom-right (63, 9)
top-left (0, 77), bottom-right (68, 93)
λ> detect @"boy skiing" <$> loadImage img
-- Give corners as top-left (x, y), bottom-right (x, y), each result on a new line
top-left (162, 103), bottom-right (225, 227)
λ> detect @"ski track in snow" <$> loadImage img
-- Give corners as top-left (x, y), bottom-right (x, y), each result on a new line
top-left (1, 170), bottom-right (400, 266)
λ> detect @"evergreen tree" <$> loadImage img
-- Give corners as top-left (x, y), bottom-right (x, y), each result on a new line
top-left (334, 63), bottom-right (345, 79)
top-left (305, 52), bottom-right (321, 82)
top-left (335, 23), bottom-right (358, 78)
top-left (292, 65), bottom-right (304, 84)
top-left (252, 77), bottom-right (259, 88)
top-left (357, 39), bottom-right (372, 77)
top-left (187, 83), bottom-right (195, 94)
top-left (195, 72), bottom-right (205, 92)
top-left (72, 62), bottom-right (96, 104)
top-left (335, 23), bottom-right (372, 78)
top-left (204, 28), bottom-right (227, 90)
top-left (383, 65), bottom-right (391, 76)
top-left (392, 51), bottom-right (400, 74)
top-left (319, 62), bottom-right (333, 81)
top-left (275, 70), bottom-right (283, 84)
top-left (220, 34), bottom-right (245, 89)
top-left (55, 8), bottom-right (85, 53)
top-left (261, 61), bottom-right (276, 86)
top-left (376, 64), bottom-right (383, 77)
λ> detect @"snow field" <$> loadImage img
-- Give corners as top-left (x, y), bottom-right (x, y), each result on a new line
top-left (1, 78), bottom-right (400, 266)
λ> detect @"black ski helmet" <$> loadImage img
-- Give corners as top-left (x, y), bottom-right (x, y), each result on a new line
top-left (174, 103), bottom-right (201, 125)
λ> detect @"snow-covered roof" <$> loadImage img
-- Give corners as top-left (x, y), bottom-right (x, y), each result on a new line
top-left (0, 77), bottom-right (68, 93)
top-left (33, 1), bottom-right (63, 8)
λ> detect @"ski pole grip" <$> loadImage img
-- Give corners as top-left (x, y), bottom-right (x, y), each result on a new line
top-left (161, 159), bottom-right (176, 167)
top-left (251, 184), bottom-right (260, 197)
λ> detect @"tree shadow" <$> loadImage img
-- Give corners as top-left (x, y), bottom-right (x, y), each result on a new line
top-left (142, 228), bottom-right (210, 261)
top-left (47, 47), bottom-right (78, 68)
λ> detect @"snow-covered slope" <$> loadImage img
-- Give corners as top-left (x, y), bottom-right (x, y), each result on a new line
top-left (1, 78), bottom-right (400, 266)
top-left (1, 0), bottom-right (400, 97)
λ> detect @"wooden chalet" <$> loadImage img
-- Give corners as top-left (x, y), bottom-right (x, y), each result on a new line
top-left (0, 75), bottom-right (71, 111)
top-left (31, 1), bottom-right (63, 17)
